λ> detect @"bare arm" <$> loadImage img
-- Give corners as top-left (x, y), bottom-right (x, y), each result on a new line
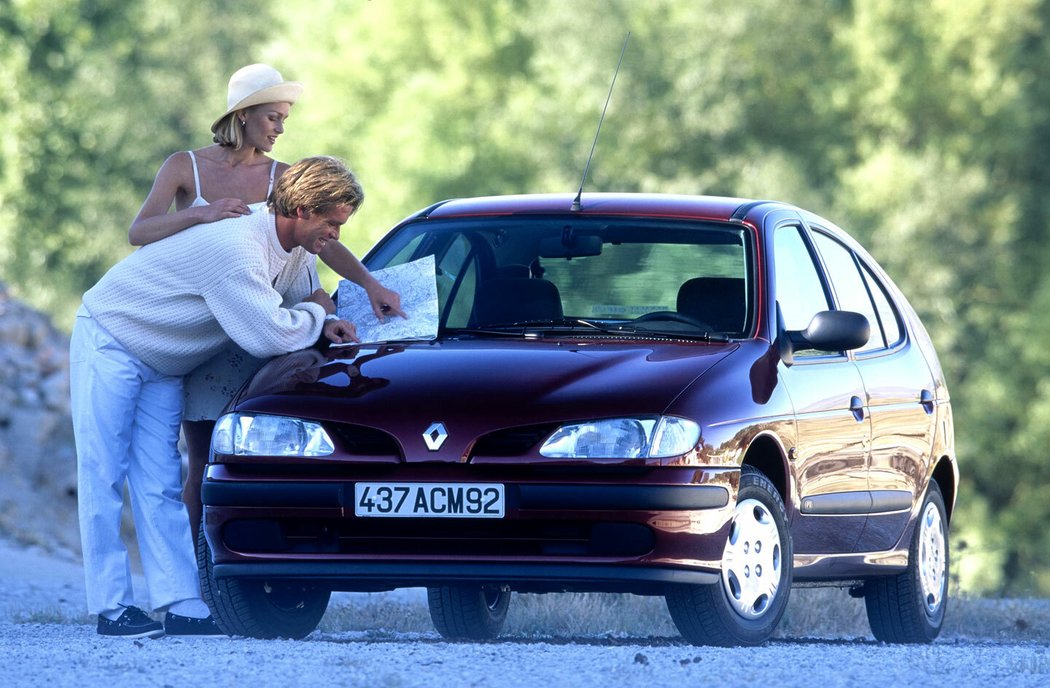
top-left (319, 240), bottom-right (407, 319)
top-left (128, 152), bottom-right (250, 246)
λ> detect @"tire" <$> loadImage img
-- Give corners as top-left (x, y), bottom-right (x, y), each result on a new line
top-left (665, 466), bottom-right (792, 646)
top-left (427, 585), bottom-right (511, 640)
top-left (196, 523), bottom-right (330, 639)
top-left (864, 481), bottom-right (948, 643)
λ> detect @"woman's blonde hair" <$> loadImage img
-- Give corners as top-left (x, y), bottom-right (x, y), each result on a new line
top-left (269, 156), bottom-right (365, 218)
top-left (211, 112), bottom-right (246, 149)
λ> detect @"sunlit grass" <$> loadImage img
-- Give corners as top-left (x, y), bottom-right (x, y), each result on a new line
top-left (319, 587), bottom-right (1050, 643)
top-left (318, 596), bottom-right (433, 635)
top-left (17, 582), bottom-right (1046, 644)
top-left (10, 608), bottom-right (94, 626)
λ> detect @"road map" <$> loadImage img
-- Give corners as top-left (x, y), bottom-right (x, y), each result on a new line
top-left (335, 255), bottom-right (439, 345)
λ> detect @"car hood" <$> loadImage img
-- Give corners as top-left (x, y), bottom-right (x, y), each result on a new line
top-left (233, 338), bottom-right (737, 460)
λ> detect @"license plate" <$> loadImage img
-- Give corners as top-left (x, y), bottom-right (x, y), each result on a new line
top-left (354, 482), bottom-right (505, 518)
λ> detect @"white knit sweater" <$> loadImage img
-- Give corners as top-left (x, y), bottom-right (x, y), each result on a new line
top-left (82, 209), bottom-right (325, 376)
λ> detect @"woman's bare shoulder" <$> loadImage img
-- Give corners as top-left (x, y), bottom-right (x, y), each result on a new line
top-left (190, 145), bottom-right (227, 165)
top-left (149, 150), bottom-right (195, 189)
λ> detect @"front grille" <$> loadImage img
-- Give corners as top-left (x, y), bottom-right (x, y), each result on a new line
top-left (326, 423), bottom-right (402, 457)
top-left (470, 424), bottom-right (558, 457)
top-left (222, 517), bottom-right (654, 558)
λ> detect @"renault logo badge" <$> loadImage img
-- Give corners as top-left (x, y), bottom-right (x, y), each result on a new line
top-left (423, 422), bottom-right (448, 451)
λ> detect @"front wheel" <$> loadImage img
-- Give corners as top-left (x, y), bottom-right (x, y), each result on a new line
top-left (427, 585), bottom-right (511, 639)
top-left (197, 524), bottom-right (330, 639)
top-left (665, 466), bottom-right (792, 646)
top-left (864, 481), bottom-right (949, 643)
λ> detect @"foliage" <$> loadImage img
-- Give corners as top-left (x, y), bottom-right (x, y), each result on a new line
top-left (1, 0), bottom-right (1048, 594)
top-left (0, 0), bottom-right (273, 325)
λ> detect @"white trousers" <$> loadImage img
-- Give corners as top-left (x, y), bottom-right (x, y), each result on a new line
top-left (69, 308), bottom-right (200, 614)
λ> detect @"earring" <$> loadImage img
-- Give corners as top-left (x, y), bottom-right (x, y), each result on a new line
top-left (240, 119), bottom-right (246, 127)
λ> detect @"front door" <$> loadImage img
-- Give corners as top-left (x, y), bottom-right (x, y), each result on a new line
top-left (773, 224), bottom-right (871, 554)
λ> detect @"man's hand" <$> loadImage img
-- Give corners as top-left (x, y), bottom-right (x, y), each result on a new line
top-left (304, 288), bottom-right (337, 314)
top-left (366, 282), bottom-right (407, 321)
top-left (324, 318), bottom-right (359, 344)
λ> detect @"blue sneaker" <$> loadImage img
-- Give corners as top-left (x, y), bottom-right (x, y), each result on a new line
top-left (97, 606), bottom-right (164, 639)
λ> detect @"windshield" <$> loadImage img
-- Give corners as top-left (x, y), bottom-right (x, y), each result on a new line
top-left (366, 216), bottom-right (755, 338)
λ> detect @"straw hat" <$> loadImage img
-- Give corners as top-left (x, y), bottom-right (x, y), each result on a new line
top-left (210, 63), bottom-right (303, 131)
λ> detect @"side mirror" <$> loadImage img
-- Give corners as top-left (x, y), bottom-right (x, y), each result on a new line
top-left (779, 310), bottom-right (870, 366)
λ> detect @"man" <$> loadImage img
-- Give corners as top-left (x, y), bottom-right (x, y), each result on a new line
top-left (70, 156), bottom-right (360, 638)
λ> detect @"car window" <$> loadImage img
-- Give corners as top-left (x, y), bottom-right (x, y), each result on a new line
top-left (859, 261), bottom-right (903, 348)
top-left (773, 224), bottom-right (830, 329)
top-left (811, 231), bottom-right (883, 352)
top-left (435, 234), bottom-right (479, 328)
top-left (385, 233), bottom-right (424, 267)
top-left (541, 241), bottom-right (745, 322)
top-left (379, 228), bottom-right (483, 329)
top-left (367, 218), bottom-right (753, 336)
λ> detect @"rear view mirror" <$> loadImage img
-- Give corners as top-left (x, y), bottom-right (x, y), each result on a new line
top-left (539, 234), bottom-right (602, 258)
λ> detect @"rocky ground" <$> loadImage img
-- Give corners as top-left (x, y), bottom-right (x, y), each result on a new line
top-left (0, 283), bottom-right (80, 554)
top-left (0, 531), bottom-right (1047, 688)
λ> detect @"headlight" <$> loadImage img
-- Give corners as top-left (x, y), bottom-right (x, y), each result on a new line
top-left (212, 413), bottom-right (334, 457)
top-left (539, 416), bottom-right (700, 459)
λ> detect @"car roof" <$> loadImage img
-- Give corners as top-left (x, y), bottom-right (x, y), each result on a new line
top-left (419, 193), bottom-right (787, 223)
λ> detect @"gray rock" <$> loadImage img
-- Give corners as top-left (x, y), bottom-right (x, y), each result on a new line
top-left (0, 282), bottom-right (79, 554)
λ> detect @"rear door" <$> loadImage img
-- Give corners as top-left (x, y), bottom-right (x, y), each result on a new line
top-left (809, 229), bottom-right (935, 552)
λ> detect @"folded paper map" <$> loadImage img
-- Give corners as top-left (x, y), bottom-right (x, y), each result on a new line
top-left (335, 255), bottom-right (439, 344)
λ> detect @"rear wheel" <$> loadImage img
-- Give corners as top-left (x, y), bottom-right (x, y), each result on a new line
top-left (427, 585), bottom-right (511, 639)
top-left (864, 481), bottom-right (948, 643)
top-left (666, 466), bottom-right (792, 646)
top-left (196, 524), bottom-right (330, 639)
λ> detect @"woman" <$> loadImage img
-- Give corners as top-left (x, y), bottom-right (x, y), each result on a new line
top-left (130, 63), bottom-right (403, 540)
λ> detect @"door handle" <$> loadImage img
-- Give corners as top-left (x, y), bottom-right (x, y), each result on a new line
top-left (920, 389), bottom-right (935, 415)
top-left (850, 395), bottom-right (865, 422)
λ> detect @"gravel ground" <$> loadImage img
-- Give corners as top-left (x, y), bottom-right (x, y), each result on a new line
top-left (1, 537), bottom-right (1046, 688)
top-left (2, 624), bottom-right (1047, 688)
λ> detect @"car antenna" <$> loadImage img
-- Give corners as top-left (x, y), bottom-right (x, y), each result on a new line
top-left (571, 31), bottom-right (630, 212)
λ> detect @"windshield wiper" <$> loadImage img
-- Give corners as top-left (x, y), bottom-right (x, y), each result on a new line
top-left (450, 319), bottom-right (731, 342)
top-left (447, 319), bottom-right (614, 339)
top-left (635, 328), bottom-right (732, 342)
top-left (557, 318), bottom-right (729, 341)
top-left (457, 318), bottom-right (603, 331)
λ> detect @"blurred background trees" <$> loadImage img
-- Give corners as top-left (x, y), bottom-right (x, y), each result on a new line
top-left (1, 0), bottom-right (1047, 595)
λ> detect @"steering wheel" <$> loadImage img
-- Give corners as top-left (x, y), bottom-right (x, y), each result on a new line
top-left (633, 311), bottom-right (712, 330)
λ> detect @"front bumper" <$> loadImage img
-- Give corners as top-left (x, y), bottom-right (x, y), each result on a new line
top-left (201, 464), bottom-right (737, 594)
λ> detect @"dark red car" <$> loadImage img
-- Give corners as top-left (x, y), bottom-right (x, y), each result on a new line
top-left (198, 193), bottom-right (957, 646)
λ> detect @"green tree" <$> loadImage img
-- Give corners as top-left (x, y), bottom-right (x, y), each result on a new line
top-left (0, 0), bottom-right (273, 325)
top-left (832, 0), bottom-right (1050, 594)
top-left (270, 0), bottom-right (541, 259)
top-left (266, 0), bottom-right (1049, 593)
top-left (2, 0), bottom-right (1047, 594)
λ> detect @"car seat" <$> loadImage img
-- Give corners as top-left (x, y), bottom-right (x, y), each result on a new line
top-left (474, 277), bottom-right (564, 326)
top-left (676, 277), bottom-right (746, 333)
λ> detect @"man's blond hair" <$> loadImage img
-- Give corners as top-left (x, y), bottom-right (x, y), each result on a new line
top-left (269, 156), bottom-right (364, 217)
